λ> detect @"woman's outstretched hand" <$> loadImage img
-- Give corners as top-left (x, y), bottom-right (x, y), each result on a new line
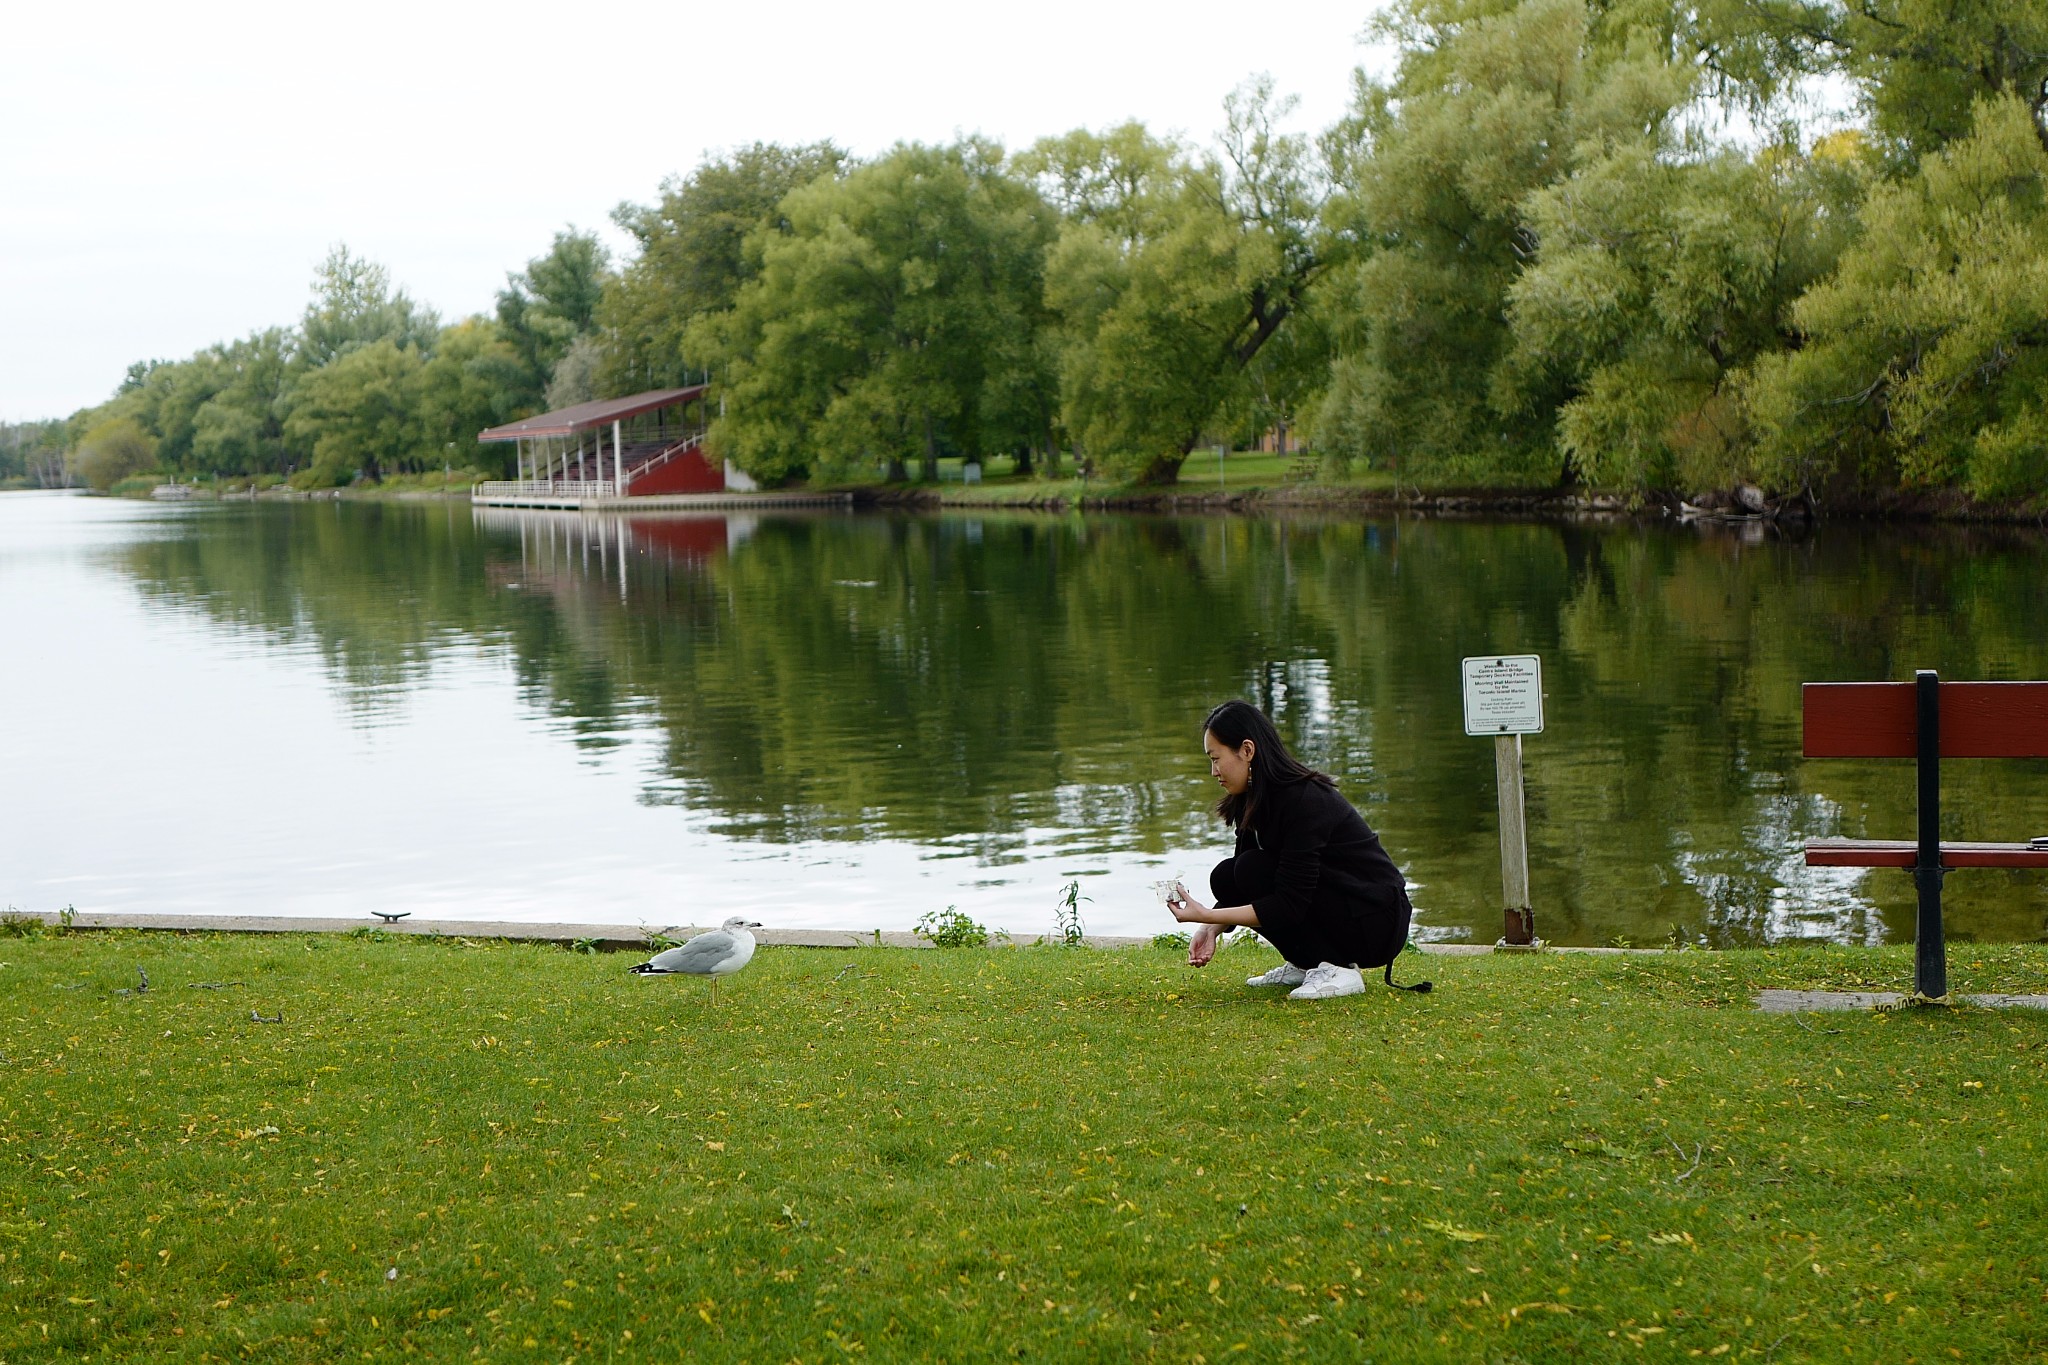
top-left (1187, 922), bottom-right (1222, 968)
top-left (1165, 882), bottom-right (1211, 924)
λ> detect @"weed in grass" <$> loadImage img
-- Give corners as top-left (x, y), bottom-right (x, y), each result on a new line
top-left (1152, 930), bottom-right (1192, 950)
top-left (914, 905), bottom-right (990, 949)
top-left (1, 933), bottom-right (2043, 1362)
top-left (1054, 878), bottom-right (1089, 944)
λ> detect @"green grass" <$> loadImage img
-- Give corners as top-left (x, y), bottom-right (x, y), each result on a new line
top-left (3, 933), bottom-right (2043, 1362)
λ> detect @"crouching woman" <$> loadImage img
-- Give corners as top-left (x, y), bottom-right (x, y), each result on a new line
top-left (1166, 700), bottom-right (1428, 999)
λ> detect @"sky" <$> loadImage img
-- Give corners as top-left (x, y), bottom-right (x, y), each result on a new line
top-left (2, 0), bottom-right (1393, 421)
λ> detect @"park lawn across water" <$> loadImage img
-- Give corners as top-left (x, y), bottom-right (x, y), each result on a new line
top-left (2, 930), bottom-right (2044, 1362)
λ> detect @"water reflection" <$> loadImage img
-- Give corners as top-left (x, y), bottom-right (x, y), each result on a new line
top-left (9, 492), bottom-right (2047, 944)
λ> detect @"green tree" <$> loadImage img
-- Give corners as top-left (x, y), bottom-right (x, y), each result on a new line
top-left (71, 416), bottom-right (156, 491)
top-left (417, 317), bottom-right (529, 476)
top-left (1502, 137), bottom-right (1865, 490)
top-left (1040, 81), bottom-right (1328, 484)
top-left (496, 228), bottom-right (613, 408)
top-left (299, 245), bottom-right (439, 369)
top-left (1312, 0), bottom-right (1695, 486)
top-left (598, 143), bottom-right (846, 395)
top-left (697, 141), bottom-right (1058, 484)
top-left (1745, 95), bottom-right (2048, 500)
top-left (283, 339), bottom-right (428, 483)
top-left (1, 420), bottom-right (72, 487)
top-left (188, 329), bottom-right (294, 476)
top-left (1701, 0), bottom-right (2048, 164)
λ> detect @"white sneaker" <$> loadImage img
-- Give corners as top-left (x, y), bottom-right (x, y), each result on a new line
top-left (1287, 962), bottom-right (1366, 1000)
top-left (1246, 962), bottom-right (1308, 988)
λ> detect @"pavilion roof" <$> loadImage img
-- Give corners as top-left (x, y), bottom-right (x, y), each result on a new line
top-left (477, 386), bottom-right (708, 442)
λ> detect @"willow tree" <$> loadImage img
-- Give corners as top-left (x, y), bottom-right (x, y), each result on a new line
top-left (1038, 81), bottom-right (1327, 485)
top-left (695, 141), bottom-right (1059, 485)
top-left (597, 142), bottom-right (847, 395)
top-left (1312, 0), bottom-right (1712, 486)
top-left (1746, 96), bottom-right (2048, 499)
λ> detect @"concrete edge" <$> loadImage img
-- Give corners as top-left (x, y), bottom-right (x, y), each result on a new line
top-left (1756, 988), bottom-right (2048, 1013)
top-left (2, 910), bottom-right (1674, 956)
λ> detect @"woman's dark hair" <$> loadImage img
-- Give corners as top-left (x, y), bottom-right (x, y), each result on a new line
top-left (1204, 699), bottom-right (1333, 829)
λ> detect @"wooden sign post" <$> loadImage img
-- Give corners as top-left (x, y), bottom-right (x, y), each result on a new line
top-left (1462, 655), bottom-right (1545, 947)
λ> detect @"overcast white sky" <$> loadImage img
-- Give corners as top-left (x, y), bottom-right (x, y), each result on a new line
top-left (2, 0), bottom-right (1393, 420)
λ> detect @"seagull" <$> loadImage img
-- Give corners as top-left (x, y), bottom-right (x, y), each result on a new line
top-left (629, 918), bottom-right (761, 1003)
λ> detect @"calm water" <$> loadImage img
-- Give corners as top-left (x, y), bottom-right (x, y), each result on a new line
top-left (3, 491), bottom-right (2045, 945)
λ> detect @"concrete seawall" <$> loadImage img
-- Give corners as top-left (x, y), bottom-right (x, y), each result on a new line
top-left (7, 909), bottom-right (1660, 955)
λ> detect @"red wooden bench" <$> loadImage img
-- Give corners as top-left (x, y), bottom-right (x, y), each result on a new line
top-left (1803, 671), bottom-right (2048, 999)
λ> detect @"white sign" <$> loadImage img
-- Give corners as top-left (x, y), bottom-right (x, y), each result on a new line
top-left (1462, 655), bottom-right (1545, 735)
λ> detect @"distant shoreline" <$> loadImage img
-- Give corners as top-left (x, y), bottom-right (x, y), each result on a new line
top-left (19, 478), bottom-right (2048, 525)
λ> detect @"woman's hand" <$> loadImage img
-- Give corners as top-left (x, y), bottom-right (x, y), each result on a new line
top-left (1187, 922), bottom-right (1222, 968)
top-left (1165, 882), bottom-right (1212, 924)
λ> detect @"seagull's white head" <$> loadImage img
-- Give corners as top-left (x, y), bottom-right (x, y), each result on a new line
top-left (721, 916), bottom-right (762, 931)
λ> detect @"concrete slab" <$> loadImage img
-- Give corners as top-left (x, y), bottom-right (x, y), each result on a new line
top-left (3, 910), bottom-right (1157, 951)
top-left (1757, 989), bottom-right (2048, 1012)
top-left (10, 909), bottom-right (1661, 957)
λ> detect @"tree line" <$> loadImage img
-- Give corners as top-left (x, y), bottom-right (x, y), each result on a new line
top-left (32, 0), bottom-right (2048, 501)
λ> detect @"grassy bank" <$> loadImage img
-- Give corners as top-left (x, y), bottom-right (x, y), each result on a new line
top-left (3, 932), bottom-right (2043, 1362)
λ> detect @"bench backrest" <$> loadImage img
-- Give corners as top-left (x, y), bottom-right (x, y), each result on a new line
top-left (1803, 681), bottom-right (2048, 758)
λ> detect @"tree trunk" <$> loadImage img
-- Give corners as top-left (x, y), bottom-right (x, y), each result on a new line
top-left (1133, 451), bottom-right (1187, 486)
top-left (1014, 443), bottom-right (1034, 478)
top-left (886, 455), bottom-right (908, 483)
top-left (920, 411), bottom-right (940, 483)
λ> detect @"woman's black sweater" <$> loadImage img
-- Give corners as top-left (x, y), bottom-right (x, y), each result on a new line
top-left (1236, 776), bottom-right (1410, 932)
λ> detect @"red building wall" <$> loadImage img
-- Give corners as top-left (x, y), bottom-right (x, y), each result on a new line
top-left (628, 448), bottom-right (724, 496)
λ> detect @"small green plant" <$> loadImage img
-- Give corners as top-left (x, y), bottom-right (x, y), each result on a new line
top-left (570, 936), bottom-right (601, 955)
top-left (643, 926), bottom-right (682, 952)
top-left (58, 905), bottom-right (77, 933)
top-left (1053, 880), bottom-right (1089, 946)
top-left (2, 911), bottom-right (45, 939)
top-left (914, 905), bottom-right (989, 949)
top-left (1152, 930), bottom-right (1191, 950)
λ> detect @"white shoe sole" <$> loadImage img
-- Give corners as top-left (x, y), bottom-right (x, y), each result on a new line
top-left (1287, 973), bottom-right (1366, 1000)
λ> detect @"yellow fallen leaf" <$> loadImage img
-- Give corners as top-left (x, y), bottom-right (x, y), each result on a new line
top-left (1421, 1219), bottom-right (1488, 1242)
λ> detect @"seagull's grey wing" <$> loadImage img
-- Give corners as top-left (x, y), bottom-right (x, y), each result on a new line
top-left (650, 931), bottom-right (736, 975)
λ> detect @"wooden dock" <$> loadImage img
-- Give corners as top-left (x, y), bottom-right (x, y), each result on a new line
top-left (470, 487), bottom-right (854, 511)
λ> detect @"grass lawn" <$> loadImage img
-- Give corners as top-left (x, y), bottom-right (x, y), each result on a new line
top-left (3, 931), bottom-right (2043, 1362)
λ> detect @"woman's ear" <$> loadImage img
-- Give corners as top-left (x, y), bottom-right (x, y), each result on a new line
top-left (1238, 740), bottom-right (1256, 763)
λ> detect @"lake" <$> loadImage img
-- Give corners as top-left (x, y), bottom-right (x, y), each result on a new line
top-left (2, 490), bottom-right (2044, 946)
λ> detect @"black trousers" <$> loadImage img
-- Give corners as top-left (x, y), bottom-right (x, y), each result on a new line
top-left (1211, 853), bottom-right (1411, 971)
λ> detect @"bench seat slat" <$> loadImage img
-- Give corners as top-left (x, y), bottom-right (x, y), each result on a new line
top-left (1805, 838), bottom-right (2048, 869)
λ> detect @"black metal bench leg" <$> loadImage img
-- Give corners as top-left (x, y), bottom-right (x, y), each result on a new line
top-left (1913, 865), bottom-right (1947, 999)
top-left (1915, 669), bottom-right (1948, 1000)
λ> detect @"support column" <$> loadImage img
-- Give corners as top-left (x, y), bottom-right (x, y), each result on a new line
top-left (1914, 669), bottom-right (1948, 999)
top-left (1495, 734), bottom-right (1534, 945)
top-left (613, 419), bottom-right (625, 494)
